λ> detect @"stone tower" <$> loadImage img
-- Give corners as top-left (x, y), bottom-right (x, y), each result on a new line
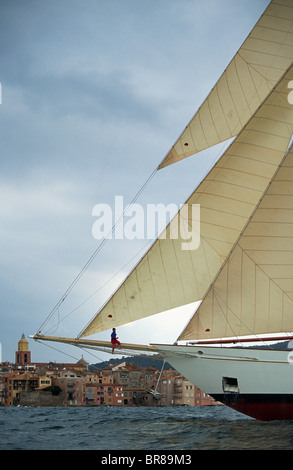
top-left (15, 334), bottom-right (31, 365)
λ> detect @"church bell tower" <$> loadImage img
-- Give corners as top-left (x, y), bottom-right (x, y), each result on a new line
top-left (15, 334), bottom-right (31, 365)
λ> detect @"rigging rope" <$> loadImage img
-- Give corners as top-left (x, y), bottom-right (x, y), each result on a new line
top-left (42, 237), bottom-right (154, 336)
top-left (35, 338), bottom-right (164, 396)
top-left (37, 166), bottom-right (158, 334)
top-left (35, 337), bottom-right (113, 366)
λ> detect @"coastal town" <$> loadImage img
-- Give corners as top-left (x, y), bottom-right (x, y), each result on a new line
top-left (0, 335), bottom-right (218, 408)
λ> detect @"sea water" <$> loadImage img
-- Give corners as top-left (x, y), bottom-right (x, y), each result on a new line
top-left (1, 405), bottom-right (293, 451)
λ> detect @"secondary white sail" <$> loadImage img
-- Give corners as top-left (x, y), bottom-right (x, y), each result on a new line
top-left (80, 64), bottom-right (293, 338)
top-left (180, 139), bottom-right (293, 341)
top-left (159, 0), bottom-right (293, 169)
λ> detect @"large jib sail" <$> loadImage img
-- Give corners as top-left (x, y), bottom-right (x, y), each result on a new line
top-left (80, 63), bottom-right (293, 339)
top-left (159, 0), bottom-right (293, 169)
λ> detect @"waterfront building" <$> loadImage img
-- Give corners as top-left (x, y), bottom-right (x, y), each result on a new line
top-left (3, 372), bottom-right (38, 406)
top-left (53, 370), bottom-right (85, 406)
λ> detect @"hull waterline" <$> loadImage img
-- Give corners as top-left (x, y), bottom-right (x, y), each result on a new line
top-left (211, 394), bottom-right (293, 421)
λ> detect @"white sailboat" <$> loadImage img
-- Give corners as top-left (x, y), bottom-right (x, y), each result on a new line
top-left (33, 0), bottom-right (293, 420)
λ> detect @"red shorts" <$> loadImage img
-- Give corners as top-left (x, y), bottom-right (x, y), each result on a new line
top-left (111, 339), bottom-right (120, 346)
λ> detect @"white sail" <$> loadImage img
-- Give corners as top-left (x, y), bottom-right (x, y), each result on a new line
top-left (80, 64), bottom-right (293, 338)
top-left (179, 139), bottom-right (293, 341)
top-left (159, 0), bottom-right (293, 169)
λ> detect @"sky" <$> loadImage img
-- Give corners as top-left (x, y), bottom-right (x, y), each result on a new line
top-left (0, 0), bottom-right (270, 364)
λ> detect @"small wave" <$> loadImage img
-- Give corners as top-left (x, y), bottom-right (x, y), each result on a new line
top-left (44, 425), bottom-right (65, 431)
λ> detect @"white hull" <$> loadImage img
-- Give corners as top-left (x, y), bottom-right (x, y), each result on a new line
top-left (155, 343), bottom-right (293, 421)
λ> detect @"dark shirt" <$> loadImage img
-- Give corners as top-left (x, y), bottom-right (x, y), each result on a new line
top-left (111, 331), bottom-right (117, 341)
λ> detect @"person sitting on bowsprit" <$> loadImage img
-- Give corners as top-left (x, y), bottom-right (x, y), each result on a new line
top-left (111, 328), bottom-right (121, 354)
